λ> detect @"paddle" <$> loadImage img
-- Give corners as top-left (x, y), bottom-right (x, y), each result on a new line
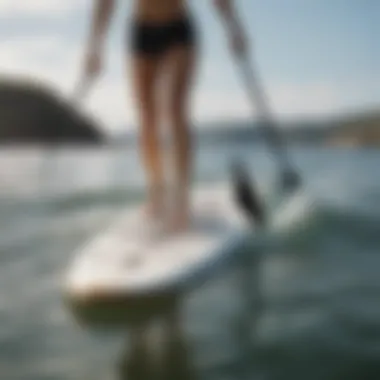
top-left (231, 159), bottom-right (266, 227)
top-left (230, 51), bottom-right (302, 226)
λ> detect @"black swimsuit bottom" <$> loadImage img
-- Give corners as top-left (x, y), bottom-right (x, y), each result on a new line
top-left (130, 15), bottom-right (196, 57)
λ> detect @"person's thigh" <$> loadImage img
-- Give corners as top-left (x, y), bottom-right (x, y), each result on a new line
top-left (165, 47), bottom-right (197, 122)
top-left (130, 56), bottom-right (161, 125)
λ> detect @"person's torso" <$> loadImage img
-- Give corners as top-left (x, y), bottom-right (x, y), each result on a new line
top-left (134, 0), bottom-right (188, 22)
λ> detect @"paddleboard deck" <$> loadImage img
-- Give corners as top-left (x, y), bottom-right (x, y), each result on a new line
top-left (63, 185), bottom-right (252, 327)
top-left (63, 183), bottom-right (314, 328)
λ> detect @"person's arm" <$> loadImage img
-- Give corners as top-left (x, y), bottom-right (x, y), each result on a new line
top-left (214, 1), bottom-right (300, 189)
top-left (78, 0), bottom-right (116, 96)
top-left (214, 0), bottom-right (247, 55)
top-left (87, 0), bottom-right (116, 55)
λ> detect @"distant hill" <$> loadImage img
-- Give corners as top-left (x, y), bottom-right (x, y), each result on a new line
top-left (107, 118), bottom-right (340, 146)
top-left (197, 112), bottom-right (380, 147)
top-left (328, 111), bottom-right (380, 147)
top-left (195, 111), bottom-right (380, 147)
top-left (0, 78), bottom-right (104, 145)
top-left (108, 108), bottom-right (380, 148)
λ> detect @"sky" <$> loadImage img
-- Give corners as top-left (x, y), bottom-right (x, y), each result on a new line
top-left (0, 0), bottom-right (379, 134)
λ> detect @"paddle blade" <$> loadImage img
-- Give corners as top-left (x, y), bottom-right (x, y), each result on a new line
top-left (231, 161), bottom-right (266, 227)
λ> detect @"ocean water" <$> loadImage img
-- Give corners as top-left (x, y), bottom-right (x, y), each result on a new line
top-left (0, 143), bottom-right (380, 380)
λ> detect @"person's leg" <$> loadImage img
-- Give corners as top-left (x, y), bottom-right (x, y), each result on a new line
top-left (131, 56), bottom-right (164, 219)
top-left (165, 47), bottom-right (197, 230)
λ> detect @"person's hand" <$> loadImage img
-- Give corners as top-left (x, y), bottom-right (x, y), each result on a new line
top-left (83, 47), bottom-right (103, 82)
top-left (73, 47), bottom-right (103, 101)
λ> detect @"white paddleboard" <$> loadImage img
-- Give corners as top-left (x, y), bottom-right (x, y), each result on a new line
top-left (63, 183), bottom-right (313, 327)
top-left (63, 184), bottom-right (253, 326)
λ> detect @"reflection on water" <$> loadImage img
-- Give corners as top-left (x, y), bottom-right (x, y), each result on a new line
top-left (118, 306), bottom-right (196, 380)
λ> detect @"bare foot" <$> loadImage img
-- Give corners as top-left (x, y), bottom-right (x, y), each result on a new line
top-left (168, 203), bottom-right (190, 234)
top-left (143, 201), bottom-right (162, 220)
top-left (142, 188), bottom-right (165, 223)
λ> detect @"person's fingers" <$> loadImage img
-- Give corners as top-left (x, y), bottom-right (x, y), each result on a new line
top-left (88, 57), bottom-right (99, 78)
top-left (74, 52), bottom-right (102, 101)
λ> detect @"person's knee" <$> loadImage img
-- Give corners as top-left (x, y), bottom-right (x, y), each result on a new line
top-left (168, 106), bottom-right (189, 131)
top-left (139, 110), bottom-right (158, 146)
top-left (140, 107), bottom-right (157, 131)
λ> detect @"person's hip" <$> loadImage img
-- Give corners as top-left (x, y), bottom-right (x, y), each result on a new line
top-left (129, 14), bottom-right (197, 57)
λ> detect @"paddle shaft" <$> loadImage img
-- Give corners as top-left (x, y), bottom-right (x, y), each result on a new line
top-left (235, 53), bottom-right (292, 171)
